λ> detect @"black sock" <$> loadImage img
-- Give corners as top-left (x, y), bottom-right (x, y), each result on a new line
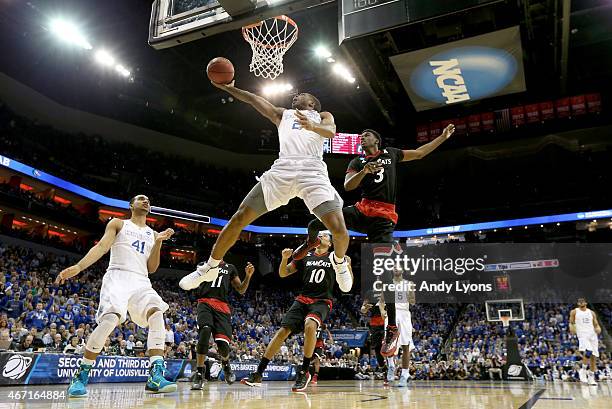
top-left (302, 357), bottom-right (312, 373)
top-left (257, 357), bottom-right (270, 375)
top-left (197, 366), bottom-right (205, 375)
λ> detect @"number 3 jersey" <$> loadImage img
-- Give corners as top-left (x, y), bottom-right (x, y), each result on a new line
top-left (346, 147), bottom-right (404, 224)
top-left (107, 219), bottom-right (155, 276)
top-left (290, 252), bottom-right (335, 300)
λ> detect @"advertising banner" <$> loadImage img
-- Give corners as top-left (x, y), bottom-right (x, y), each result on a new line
top-left (390, 26), bottom-right (526, 111)
top-left (0, 353), bottom-right (187, 385)
top-left (330, 330), bottom-right (369, 347)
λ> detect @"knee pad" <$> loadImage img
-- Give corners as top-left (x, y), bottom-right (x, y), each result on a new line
top-left (585, 350), bottom-right (593, 358)
top-left (197, 326), bottom-right (212, 355)
top-left (146, 310), bottom-right (165, 351)
top-left (215, 339), bottom-right (230, 359)
top-left (87, 313), bottom-right (119, 353)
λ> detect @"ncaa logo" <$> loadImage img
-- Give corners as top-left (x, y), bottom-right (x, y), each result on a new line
top-left (410, 46), bottom-right (518, 105)
top-left (508, 364), bottom-right (522, 377)
top-left (3, 355), bottom-right (33, 380)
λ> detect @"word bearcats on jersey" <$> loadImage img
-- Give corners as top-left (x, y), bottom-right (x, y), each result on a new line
top-left (305, 259), bottom-right (332, 268)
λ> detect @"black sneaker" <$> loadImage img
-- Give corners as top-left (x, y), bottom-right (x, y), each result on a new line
top-left (240, 372), bottom-right (262, 387)
top-left (191, 371), bottom-right (205, 390)
top-left (291, 370), bottom-right (312, 392)
top-left (222, 361), bottom-right (236, 385)
top-left (292, 237), bottom-right (321, 260)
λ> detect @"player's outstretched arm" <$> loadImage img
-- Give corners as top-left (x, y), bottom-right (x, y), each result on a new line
top-left (211, 81), bottom-right (284, 126)
top-left (295, 111), bottom-right (336, 139)
top-left (279, 248), bottom-right (298, 277)
top-left (55, 218), bottom-right (123, 284)
top-left (147, 228), bottom-right (174, 273)
top-left (569, 309), bottom-right (576, 334)
top-left (401, 124), bottom-right (455, 162)
top-left (232, 262), bottom-right (255, 295)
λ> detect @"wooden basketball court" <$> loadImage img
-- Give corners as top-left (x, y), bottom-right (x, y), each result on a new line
top-left (2, 380), bottom-right (610, 409)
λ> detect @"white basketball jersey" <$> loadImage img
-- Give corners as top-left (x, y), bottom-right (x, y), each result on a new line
top-left (277, 109), bottom-right (325, 159)
top-left (107, 220), bottom-right (155, 276)
top-left (394, 279), bottom-right (411, 312)
top-left (575, 308), bottom-right (596, 336)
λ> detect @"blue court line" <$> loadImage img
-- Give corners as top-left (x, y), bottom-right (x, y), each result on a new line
top-left (539, 397), bottom-right (574, 400)
top-left (2, 154), bottom-right (608, 237)
top-left (518, 389), bottom-right (546, 409)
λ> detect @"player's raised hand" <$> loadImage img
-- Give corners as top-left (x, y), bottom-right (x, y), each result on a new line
top-left (442, 124), bottom-right (455, 139)
top-left (362, 162), bottom-right (383, 174)
top-left (245, 262), bottom-right (255, 277)
top-left (55, 265), bottom-right (81, 285)
top-left (281, 248), bottom-right (293, 259)
top-left (211, 80), bottom-right (235, 91)
top-left (156, 228), bottom-right (174, 242)
top-left (294, 110), bottom-right (314, 131)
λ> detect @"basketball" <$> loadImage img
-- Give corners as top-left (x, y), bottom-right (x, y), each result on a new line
top-left (206, 57), bottom-right (234, 84)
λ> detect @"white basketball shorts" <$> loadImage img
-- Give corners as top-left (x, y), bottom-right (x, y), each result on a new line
top-left (577, 332), bottom-right (599, 357)
top-left (259, 157), bottom-right (343, 213)
top-left (96, 269), bottom-right (169, 328)
top-left (397, 308), bottom-right (414, 348)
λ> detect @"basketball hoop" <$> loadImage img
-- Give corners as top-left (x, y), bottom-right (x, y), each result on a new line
top-left (500, 316), bottom-right (511, 328)
top-left (242, 15), bottom-right (298, 80)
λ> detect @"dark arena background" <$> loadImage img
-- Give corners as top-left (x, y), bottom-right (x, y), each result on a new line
top-left (0, 0), bottom-right (611, 408)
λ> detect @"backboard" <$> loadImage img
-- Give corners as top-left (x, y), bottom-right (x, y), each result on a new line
top-left (149, 0), bottom-right (333, 49)
top-left (485, 299), bottom-right (525, 322)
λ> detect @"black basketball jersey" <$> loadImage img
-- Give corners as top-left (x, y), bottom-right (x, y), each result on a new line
top-left (291, 252), bottom-right (335, 300)
top-left (196, 262), bottom-right (238, 302)
top-left (315, 323), bottom-right (327, 344)
top-left (364, 290), bottom-right (383, 319)
top-left (347, 147), bottom-right (404, 205)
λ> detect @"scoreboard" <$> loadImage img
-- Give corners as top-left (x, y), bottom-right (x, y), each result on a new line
top-left (340, 0), bottom-right (500, 42)
top-left (324, 133), bottom-right (363, 155)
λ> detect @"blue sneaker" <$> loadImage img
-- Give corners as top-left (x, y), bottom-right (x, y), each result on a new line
top-left (146, 360), bottom-right (177, 394)
top-left (397, 375), bottom-right (409, 387)
top-left (68, 364), bottom-right (92, 398)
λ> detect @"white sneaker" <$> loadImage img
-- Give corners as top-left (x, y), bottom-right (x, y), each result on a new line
top-left (588, 372), bottom-right (597, 386)
top-left (330, 252), bottom-right (353, 292)
top-left (579, 368), bottom-right (588, 384)
top-left (179, 263), bottom-right (219, 290)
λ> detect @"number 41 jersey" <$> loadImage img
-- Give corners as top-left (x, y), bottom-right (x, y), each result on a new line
top-left (291, 252), bottom-right (335, 300)
top-left (107, 219), bottom-right (155, 276)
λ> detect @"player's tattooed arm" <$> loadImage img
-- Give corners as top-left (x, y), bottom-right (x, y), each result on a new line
top-left (55, 218), bottom-right (123, 284)
top-left (569, 309), bottom-right (576, 334)
top-left (147, 228), bottom-right (174, 274)
top-left (232, 262), bottom-right (255, 295)
top-left (295, 111), bottom-right (336, 138)
top-left (279, 249), bottom-right (298, 277)
top-left (211, 80), bottom-right (284, 126)
top-left (401, 124), bottom-right (455, 162)
top-left (592, 311), bottom-right (602, 335)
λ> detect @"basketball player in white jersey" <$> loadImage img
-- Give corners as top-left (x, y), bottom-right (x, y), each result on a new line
top-left (380, 268), bottom-right (414, 387)
top-left (570, 297), bottom-right (602, 385)
top-left (180, 81), bottom-right (352, 293)
top-left (55, 195), bottom-right (177, 397)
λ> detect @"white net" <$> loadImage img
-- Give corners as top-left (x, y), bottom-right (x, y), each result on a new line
top-left (242, 15), bottom-right (298, 80)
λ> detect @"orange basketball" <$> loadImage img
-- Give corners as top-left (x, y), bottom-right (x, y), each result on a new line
top-left (206, 57), bottom-right (234, 84)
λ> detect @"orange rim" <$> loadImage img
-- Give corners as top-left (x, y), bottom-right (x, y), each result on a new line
top-left (242, 15), bottom-right (298, 50)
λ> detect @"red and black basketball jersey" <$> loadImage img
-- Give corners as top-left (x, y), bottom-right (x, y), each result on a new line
top-left (364, 290), bottom-right (384, 327)
top-left (291, 252), bottom-right (335, 300)
top-left (195, 262), bottom-right (238, 302)
top-left (347, 147), bottom-right (404, 205)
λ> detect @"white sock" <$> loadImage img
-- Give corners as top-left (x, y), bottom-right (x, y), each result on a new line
top-left (150, 355), bottom-right (163, 364)
top-left (82, 358), bottom-right (95, 366)
top-left (207, 257), bottom-right (221, 268)
top-left (333, 253), bottom-right (345, 264)
top-left (401, 368), bottom-right (409, 378)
